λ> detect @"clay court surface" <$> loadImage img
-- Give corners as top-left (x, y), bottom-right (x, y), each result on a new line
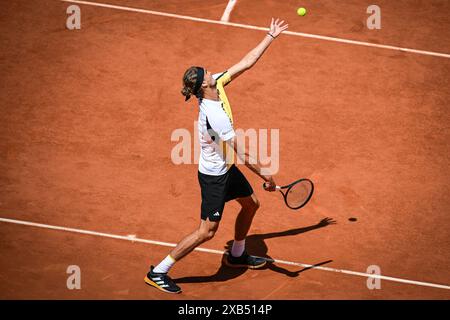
top-left (1, 0), bottom-right (449, 299)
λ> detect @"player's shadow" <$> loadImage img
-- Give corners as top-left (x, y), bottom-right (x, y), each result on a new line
top-left (173, 217), bottom-right (336, 284)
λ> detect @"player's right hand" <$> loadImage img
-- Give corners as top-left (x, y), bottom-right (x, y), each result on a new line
top-left (263, 176), bottom-right (277, 192)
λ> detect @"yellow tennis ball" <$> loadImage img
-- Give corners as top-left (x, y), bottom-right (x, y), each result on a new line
top-left (297, 7), bottom-right (307, 16)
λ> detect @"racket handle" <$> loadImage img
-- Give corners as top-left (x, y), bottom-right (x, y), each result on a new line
top-left (263, 182), bottom-right (281, 190)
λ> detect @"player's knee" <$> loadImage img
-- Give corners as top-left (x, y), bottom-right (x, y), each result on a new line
top-left (198, 228), bottom-right (216, 242)
top-left (205, 229), bottom-right (216, 240)
top-left (240, 196), bottom-right (260, 213)
top-left (253, 198), bottom-right (260, 211)
top-left (248, 198), bottom-right (260, 213)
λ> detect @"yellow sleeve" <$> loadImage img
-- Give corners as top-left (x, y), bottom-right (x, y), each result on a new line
top-left (215, 71), bottom-right (232, 87)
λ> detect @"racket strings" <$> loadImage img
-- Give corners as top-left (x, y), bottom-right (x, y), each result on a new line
top-left (285, 180), bottom-right (313, 209)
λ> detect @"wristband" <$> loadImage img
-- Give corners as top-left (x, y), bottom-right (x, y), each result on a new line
top-left (267, 33), bottom-right (276, 39)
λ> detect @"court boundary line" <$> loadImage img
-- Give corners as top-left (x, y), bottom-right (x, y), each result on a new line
top-left (1, 217), bottom-right (449, 291)
top-left (221, 0), bottom-right (237, 22)
top-left (60, 0), bottom-right (450, 59)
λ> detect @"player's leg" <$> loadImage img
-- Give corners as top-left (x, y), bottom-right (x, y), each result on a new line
top-left (170, 218), bottom-right (220, 261)
top-left (225, 193), bottom-right (266, 269)
top-left (222, 165), bottom-right (266, 269)
top-left (145, 218), bottom-right (219, 294)
top-left (234, 193), bottom-right (260, 241)
top-left (145, 170), bottom-right (226, 294)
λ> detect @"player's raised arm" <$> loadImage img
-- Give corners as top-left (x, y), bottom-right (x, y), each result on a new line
top-left (227, 18), bottom-right (288, 81)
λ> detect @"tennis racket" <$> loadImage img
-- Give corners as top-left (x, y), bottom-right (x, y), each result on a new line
top-left (263, 178), bottom-right (314, 210)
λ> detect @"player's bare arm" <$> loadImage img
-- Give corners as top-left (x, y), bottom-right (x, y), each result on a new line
top-left (228, 18), bottom-right (289, 81)
top-left (227, 137), bottom-right (277, 191)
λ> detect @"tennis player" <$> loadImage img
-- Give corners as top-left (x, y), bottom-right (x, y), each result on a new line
top-left (145, 18), bottom-right (289, 294)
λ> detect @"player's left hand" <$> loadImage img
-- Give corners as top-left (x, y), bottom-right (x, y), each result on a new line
top-left (269, 18), bottom-right (289, 38)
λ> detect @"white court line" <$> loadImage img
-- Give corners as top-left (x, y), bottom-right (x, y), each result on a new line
top-left (60, 0), bottom-right (450, 59)
top-left (1, 216), bottom-right (450, 291)
top-left (221, 0), bottom-right (237, 22)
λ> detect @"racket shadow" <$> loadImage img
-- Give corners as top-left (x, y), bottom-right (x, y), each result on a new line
top-left (173, 217), bottom-right (336, 284)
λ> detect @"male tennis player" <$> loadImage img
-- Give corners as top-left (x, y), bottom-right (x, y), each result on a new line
top-left (145, 18), bottom-right (288, 294)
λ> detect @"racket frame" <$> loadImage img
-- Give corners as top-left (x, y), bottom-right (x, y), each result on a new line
top-left (264, 179), bottom-right (314, 210)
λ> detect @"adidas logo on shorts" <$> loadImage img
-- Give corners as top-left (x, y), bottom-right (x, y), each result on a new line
top-left (213, 212), bottom-right (220, 217)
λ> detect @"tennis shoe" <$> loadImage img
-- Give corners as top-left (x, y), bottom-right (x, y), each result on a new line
top-left (144, 266), bottom-right (181, 294)
top-left (224, 250), bottom-right (267, 269)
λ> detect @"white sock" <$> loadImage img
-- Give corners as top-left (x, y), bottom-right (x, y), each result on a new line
top-left (231, 239), bottom-right (245, 257)
top-left (153, 255), bottom-right (176, 274)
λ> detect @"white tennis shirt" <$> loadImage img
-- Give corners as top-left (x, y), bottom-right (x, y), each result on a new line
top-left (197, 72), bottom-right (235, 176)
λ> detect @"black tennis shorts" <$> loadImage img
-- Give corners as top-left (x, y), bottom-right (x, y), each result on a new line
top-left (198, 165), bottom-right (254, 222)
